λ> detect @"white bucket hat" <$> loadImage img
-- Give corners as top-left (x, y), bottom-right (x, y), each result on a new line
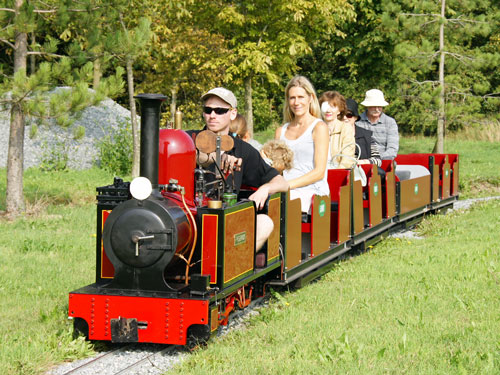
top-left (360, 89), bottom-right (389, 107)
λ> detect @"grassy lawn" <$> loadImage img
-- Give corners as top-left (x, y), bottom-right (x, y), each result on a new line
top-left (170, 200), bottom-right (500, 374)
top-left (0, 168), bottom-right (115, 375)
top-left (0, 136), bottom-right (499, 374)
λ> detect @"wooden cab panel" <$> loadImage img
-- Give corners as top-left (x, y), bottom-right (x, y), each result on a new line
top-left (381, 160), bottom-right (396, 218)
top-left (327, 169), bottom-right (351, 244)
top-left (432, 154), bottom-right (451, 199)
top-left (223, 204), bottom-right (255, 285)
top-left (396, 154), bottom-right (438, 202)
top-left (266, 193), bottom-right (282, 265)
top-left (198, 201), bottom-right (256, 289)
top-left (285, 192), bottom-right (302, 270)
top-left (310, 195), bottom-right (331, 257)
top-left (398, 175), bottom-right (431, 214)
top-left (352, 179), bottom-right (364, 234)
top-left (361, 165), bottom-right (382, 227)
top-left (448, 154), bottom-right (459, 196)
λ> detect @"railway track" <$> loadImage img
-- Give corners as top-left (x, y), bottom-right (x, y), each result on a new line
top-left (51, 344), bottom-right (183, 375)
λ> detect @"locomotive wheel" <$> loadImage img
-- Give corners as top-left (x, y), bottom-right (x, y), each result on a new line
top-left (73, 318), bottom-right (89, 339)
top-left (186, 324), bottom-right (211, 350)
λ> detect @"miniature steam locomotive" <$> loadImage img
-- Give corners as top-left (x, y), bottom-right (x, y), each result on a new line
top-left (68, 94), bottom-right (459, 346)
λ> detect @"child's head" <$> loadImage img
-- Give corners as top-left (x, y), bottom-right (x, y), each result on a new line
top-left (260, 140), bottom-right (293, 174)
top-left (229, 114), bottom-right (249, 140)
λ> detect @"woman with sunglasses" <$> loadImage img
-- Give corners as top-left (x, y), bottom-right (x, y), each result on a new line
top-left (275, 75), bottom-right (329, 213)
top-left (318, 91), bottom-right (355, 169)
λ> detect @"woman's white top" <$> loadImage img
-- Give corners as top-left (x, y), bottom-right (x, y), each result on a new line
top-left (280, 118), bottom-right (330, 212)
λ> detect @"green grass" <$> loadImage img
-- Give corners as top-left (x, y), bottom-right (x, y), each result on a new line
top-left (0, 168), bottom-right (116, 374)
top-left (0, 167), bottom-right (120, 212)
top-left (0, 136), bottom-right (499, 374)
top-left (170, 200), bottom-right (500, 374)
top-left (0, 205), bottom-right (98, 375)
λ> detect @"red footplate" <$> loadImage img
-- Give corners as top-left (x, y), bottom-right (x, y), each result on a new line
top-left (69, 292), bottom-right (209, 345)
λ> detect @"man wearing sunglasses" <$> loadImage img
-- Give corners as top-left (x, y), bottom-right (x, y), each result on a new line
top-left (189, 87), bottom-right (289, 250)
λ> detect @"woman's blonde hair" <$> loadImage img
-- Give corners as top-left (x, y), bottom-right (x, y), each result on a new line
top-left (283, 75), bottom-right (321, 123)
top-left (229, 114), bottom-right (248, 139)
top-left (260, 139), bottom-right (294, 173)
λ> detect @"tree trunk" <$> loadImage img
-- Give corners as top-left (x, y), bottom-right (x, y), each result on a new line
top-left (436, 0), bottom-right (446, 154)
top-left (30, 32), bottom-right (35, 75)
top-left (6, 103), bottom-right (26, 217)
top-left (244, 75), bottom-right (254, 137)
top-left (6, 0), bottom-right (28, 217)
top-left (170, 85), bottom-right (177, 125)
top-left (127, 57), bottom-right (140, 178)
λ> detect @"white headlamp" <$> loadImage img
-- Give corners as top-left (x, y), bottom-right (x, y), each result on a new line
top-left (130, 177), bottom-right (153, 200)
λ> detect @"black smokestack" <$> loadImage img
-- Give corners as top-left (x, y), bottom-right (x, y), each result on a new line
top-left (135, 93), bottom-right (167, 188)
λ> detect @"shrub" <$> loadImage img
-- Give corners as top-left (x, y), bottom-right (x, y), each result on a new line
top-left (98, 121), bottom-right (133, 175)
top-left (39, 139), bottom-right (70, 172)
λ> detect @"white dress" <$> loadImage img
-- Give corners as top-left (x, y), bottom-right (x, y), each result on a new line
top-left (280, 119), bottom-right (330, 212)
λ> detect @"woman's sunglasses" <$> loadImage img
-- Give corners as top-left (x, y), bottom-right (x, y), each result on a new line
top-left (203, 106), bottom-right (232, 115)
top-left (345, 112), bottom-right (355, 118)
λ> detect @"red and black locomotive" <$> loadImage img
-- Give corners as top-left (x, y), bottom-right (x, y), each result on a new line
top-left (68, 94), bottom-right (459, 346)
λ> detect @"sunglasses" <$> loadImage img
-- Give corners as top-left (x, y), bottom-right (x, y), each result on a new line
top-left (203, 106), bottom-right (232, 115)
top-left (345, 113), bottom-right (355, 119)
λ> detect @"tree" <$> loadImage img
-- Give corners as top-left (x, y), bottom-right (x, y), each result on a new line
top-left (385, 0), bottom-right (500, 151)
top-left (0, 0), bottom-right (123, 218)
top-left (108, 14), bottom-right (152, 177)
top-left (212, 0), bottom-right (356, 134)
top-left (299, 0), bottom-right (399, 99)
top-left (136, 0), bottom-right (229, 129)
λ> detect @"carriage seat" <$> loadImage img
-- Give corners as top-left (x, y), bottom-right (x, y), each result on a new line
top-left (395, 164), bottom-right (430, 180)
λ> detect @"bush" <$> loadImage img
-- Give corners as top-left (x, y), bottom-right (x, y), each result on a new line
top-left (98, 121), bottom-right (133, 175)
top-left (39, 139), bottom-right (70, 172)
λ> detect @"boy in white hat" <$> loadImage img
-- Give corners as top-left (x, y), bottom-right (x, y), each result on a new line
top-left (356, 89), bottom-right (399, 160)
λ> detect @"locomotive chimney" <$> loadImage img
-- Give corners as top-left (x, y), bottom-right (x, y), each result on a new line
top-left (135, 93), bottom-right (167, 188)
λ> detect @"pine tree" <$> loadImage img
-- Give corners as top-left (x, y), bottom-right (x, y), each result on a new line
top-left (0, 0), bottom-right (124, 218)
top-left (385, 0), bottom-right (500, 151)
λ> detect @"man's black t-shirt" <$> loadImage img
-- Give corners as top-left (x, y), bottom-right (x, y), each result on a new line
top-left (186, 130), bottom-right (279, 196)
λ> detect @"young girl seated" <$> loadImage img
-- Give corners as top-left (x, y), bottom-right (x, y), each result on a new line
top-left (260, 140), bottom-right (294, 174)
top-left (229, 114), bottom-right (262, 150)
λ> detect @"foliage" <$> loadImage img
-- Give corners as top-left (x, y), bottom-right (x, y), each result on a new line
top-left (136, 0), bottom-right (229, 127)
top-left (234, 82), bottom-right (282, 131)
top-left (300, 0), bottom-right (399, 101)
top-left (211, 0), bottom-right (356, 133)
top-left (97, 121), bottom-right (133, 175)
top-left (300, 0), bottom-right (499, 141)
top-left (39, 139), bottom-right (70, 172)
top-left (0, 0), bottom-right (125, 216)
top-left (214, 0), bottom-right (355, 84)
top-left (384, 0), bottom-right (500, 135)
